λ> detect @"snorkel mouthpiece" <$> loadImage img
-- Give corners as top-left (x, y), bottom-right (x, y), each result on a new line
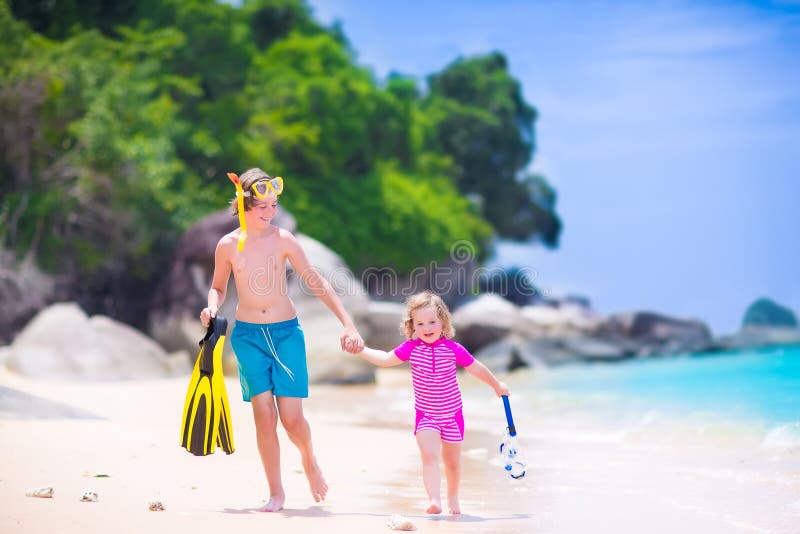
top-left (227, 172), bottom-right (247, 251)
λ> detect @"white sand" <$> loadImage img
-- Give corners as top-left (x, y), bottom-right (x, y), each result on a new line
top-left (0, 369), bottom-right (533, 534)
top-left (1, 367), bottom-right (798, 533)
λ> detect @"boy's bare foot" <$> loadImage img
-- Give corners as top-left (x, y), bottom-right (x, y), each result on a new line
top-left (304, 457), bottom-right (328, 502)
top-left (425, 501), bottom-right (442, 514)
top-left (448, 495), bottom-right (461, 515)
top-left (257, 495), bottom-right (285, 512)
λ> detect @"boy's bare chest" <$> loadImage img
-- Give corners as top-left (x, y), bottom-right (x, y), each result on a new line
top-left (232, 250), bottom-right (288, 282)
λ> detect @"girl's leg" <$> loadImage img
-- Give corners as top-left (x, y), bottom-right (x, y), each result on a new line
top-left (441, 441), bottom-right (462, 514)
top-left (251, 391), bottom-right (284, 511)
top-left (416, 429), bottom-right (443, 514)
top-left (276, 396), bottom-right (328, 502)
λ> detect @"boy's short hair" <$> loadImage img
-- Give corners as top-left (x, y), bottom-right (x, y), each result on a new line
top-left (230, 167), bottom-right (276, 215)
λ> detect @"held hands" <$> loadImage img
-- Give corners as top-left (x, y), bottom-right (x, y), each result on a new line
top-left (340, 325), bottom-right (364, 354)
top-left (200, 307), bottom-right (218, 328)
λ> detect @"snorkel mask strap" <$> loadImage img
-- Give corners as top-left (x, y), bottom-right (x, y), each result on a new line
top-left (227, 172), bottom-right (247, 251)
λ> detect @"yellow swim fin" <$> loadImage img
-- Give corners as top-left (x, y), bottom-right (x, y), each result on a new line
top-left (180, 316), bottom-right (234, 455)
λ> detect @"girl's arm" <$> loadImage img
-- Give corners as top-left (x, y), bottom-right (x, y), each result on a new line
top-left (465, 360), bottom-right (510, 397)
top-left (358, 347), bottom-right (404, 368)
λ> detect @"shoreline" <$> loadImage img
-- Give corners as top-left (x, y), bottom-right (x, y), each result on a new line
top-left (2, 365), bottom-right (799, 533)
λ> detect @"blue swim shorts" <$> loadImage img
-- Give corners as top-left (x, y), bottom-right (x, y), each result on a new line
top-left (229, 317), bottom-right (308, 401)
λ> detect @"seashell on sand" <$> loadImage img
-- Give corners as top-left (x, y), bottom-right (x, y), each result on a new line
top-left (387, 514), bottom-right (417, 531)
top-left (79, 491), bottom-right (98, 502)
top-left (25, 487), bottom-right (54, 498)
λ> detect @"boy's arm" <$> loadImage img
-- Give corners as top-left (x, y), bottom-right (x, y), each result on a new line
top-left (200, 237), bottom-right (233, 327)
top-left (465, 360), bottom-right (510, 397)
top-left (285, 232), bottom-right (364, 352)
top-left (358, 347), bottom-right (404, 367)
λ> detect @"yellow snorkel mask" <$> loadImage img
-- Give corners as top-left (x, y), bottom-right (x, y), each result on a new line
top-left (245, 176), bottom-right (283, 198)
top-left (227, 172), bottom-right (284, 251)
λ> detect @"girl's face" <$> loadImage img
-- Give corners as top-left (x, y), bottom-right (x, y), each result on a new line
top-left (412, 305), bottom-right (443, 343)
top-left (245, 195), bottom-right (278, 229)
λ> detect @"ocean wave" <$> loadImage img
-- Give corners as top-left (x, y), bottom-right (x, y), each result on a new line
top-left (762, 422), bottom-right (800, 452)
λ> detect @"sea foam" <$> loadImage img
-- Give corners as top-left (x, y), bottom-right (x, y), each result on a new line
top-left (761, 422), bottom-right (800, 452)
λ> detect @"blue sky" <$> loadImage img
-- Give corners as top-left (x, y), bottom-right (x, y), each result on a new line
top-left (308, 0), bottom-right (800, 335)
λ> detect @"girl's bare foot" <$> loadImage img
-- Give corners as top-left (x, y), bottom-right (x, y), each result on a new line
top-left (448, 495), bottom-right (461, 515)
top-left (426, 500), bottom-right (442, 514)
top-left (257, 494), bottom-right (285, 512)
top-left (304, 457), bottom-right (328, 502)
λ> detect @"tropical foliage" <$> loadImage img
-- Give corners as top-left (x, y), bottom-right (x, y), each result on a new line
top-left (1, 0), bottom-right (561, 321)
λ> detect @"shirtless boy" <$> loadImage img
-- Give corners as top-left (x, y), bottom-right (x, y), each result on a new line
top-left (200, 167), bottom-right (364, 511)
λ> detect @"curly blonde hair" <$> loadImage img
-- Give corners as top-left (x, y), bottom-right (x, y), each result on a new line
top-left (230, 167), bottom-right (278, 215)
top-left (400, 291), bottom-right (455, 340)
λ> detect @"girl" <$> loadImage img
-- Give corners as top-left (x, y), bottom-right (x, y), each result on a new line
top-left (355, 291), bottom-right (509, 515)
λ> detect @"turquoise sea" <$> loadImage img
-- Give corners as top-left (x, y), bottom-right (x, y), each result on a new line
top-left (533, 344), bottom-right (800, 425)
top-left (456, 344), bottom-right (800, 531)
top-left (461, 343), bottom-right (800, 456)
top-left (371, 345), bottom-right (800, 530)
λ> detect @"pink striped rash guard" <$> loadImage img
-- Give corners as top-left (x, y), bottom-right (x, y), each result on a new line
top-left (393, 337), bottom-right (475, 417)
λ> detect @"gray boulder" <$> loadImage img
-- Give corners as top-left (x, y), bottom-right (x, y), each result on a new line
top-left (560, 336), bottom-right (629, 362)
top-left (0, 250), bottom-right (56, 345)
top-left (452, 294), bottom-right (519, 353)
top-left (715, 298), bottom-right (800, 350)
top-left (515, 302), bottom-right (603, 337)
top-left (719, 326), bottom-right (800, 350)
top-left (595, 311), bottom-right (713, 355)
top-left (361, 255), bottom-right (479, 309)
top-left (7, 302), bottom-right (189, 380)
top-left (486, 335), bottom-right (627, 366)
top-left (473, 334), bottom-right (546, 373)
top-left (287, 234), bottom-right (374, 384)
top-left (359, 300), bottom-right (406, 351)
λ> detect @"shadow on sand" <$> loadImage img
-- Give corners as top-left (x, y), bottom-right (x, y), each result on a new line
top-left (223, 505), bottom-right (531, 524)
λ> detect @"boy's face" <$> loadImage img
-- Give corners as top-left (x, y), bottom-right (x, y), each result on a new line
top-left (412, 305), bottom-right (443, 342)
top-left (244, 195), bottom-right (278, 229)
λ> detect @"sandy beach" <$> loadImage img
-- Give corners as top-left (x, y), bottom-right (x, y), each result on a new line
top-left (2, 365), bottom-right (798, 534)
top-left (0, 368), bottom-right (535, 534)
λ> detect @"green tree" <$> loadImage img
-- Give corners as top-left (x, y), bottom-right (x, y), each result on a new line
top-left (2, 0), bottom-right (562, 327)
top-left (424, 52), bottom-right (561, 244)
top-left (243, 31), bottom-right (391, 177)
top-left (743, 298), bottom-right (798, 328)
top-left (0, 19), bottom-right (204, 324)
top-left (9, 0), bottom-right (140, 39)
top-left (283, 164), bottom-right (492, 273)
top-left (242, 0), bottom-right (320, 50)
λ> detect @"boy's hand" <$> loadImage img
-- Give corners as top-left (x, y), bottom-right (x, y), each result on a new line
top-left (495, 381), bottom-right (510, 397)
top-left (340, 325), bottom-right (364, 354)
top-left (200, 307), bottom-right (217, 328)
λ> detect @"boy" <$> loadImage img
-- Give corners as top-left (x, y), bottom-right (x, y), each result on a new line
top-left (200, 167), bottom-right (364, 512)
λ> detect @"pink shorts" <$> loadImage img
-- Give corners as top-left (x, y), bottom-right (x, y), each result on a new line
top-left (414, 409), bottom-right (465, 443)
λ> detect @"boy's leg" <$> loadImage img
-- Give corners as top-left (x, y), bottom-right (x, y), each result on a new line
top-left (275, 396), bottom-right (328, 502)
top-left (251, 391), bottom-right (285, 512)
top-left (441, 441), bottom-right (462, 514)
top-left (416, 429), bottom-right (443, 514)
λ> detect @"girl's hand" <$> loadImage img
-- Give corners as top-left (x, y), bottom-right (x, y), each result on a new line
top-left (340, 325), bottom-right (364, 354)
top-left (495, 381), bottom-right (510, 397)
